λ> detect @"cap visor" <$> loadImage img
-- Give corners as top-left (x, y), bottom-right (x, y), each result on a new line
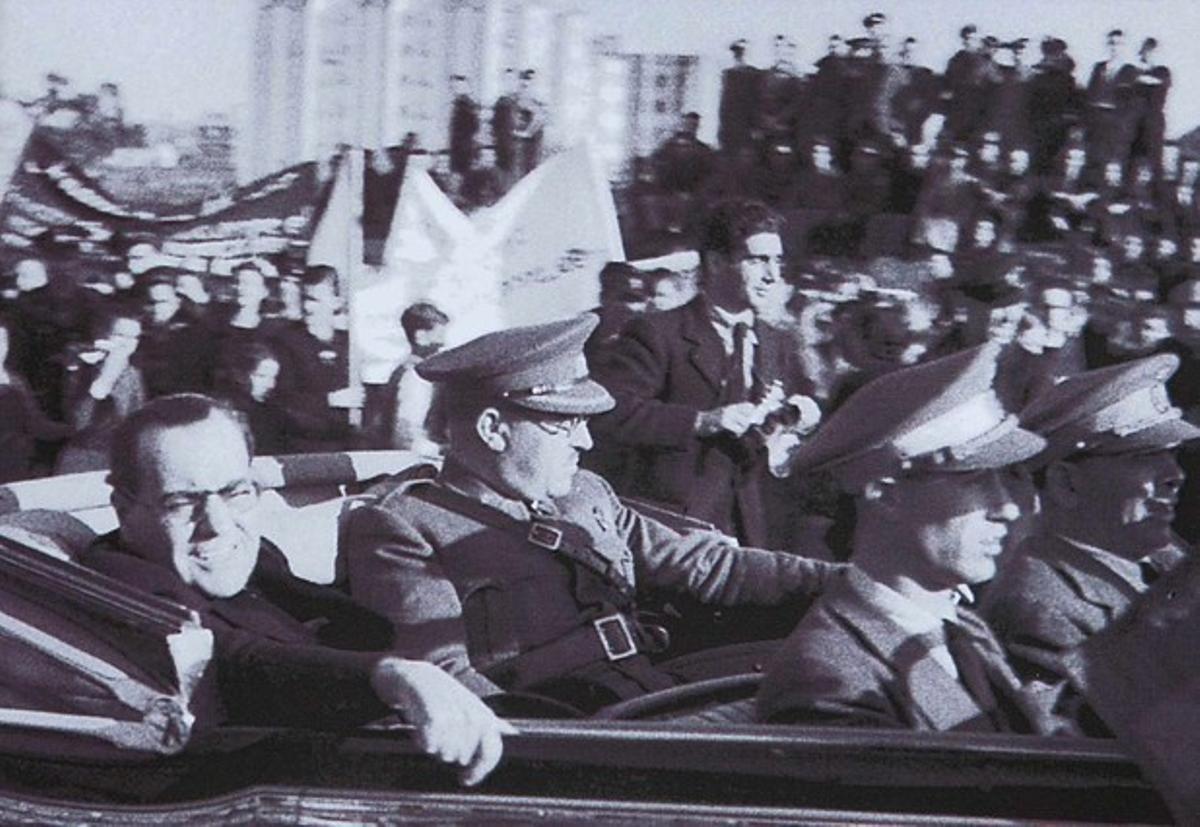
top-left (1089, 419), bottom-right (1200, 456)
top-left (507, 379), bottom-right (616, 416)
top-left (940, 426), bottom-right (1046, 472)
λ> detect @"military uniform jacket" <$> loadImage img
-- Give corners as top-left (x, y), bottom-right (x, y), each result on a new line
top-left (343, 467), bottom-right (838, 699)
top-left (757, 568), bottom-right (1046, 733)
top-left (589, 296), bottom-right (811, 546)
top-left (981, 534), bottom-right (1151, 683)
top-left (80, 535), bottom-right (391, 730)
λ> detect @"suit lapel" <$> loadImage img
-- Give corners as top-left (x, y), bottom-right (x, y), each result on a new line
top-left (1046, 537), bottom-right (1140, 619)
top-left (828, 572), bottom-right (988, 730)
top-left (681, 298), bottom-right (729, 394)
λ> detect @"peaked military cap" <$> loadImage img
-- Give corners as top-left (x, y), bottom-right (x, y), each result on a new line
top-left (787, 343), bottom-right (1044, 490)
top-left (730, 38), bottom-right (748, 53)
top-left (1020, 354), bottom-right (1200, 467)
top-left (417, 315), bottom-right (615, 416)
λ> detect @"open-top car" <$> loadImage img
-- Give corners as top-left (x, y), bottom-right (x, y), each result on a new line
top-left (0, 451), bottom-right (1188, 825)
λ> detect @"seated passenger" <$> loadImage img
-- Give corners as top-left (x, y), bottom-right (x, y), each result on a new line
top-left (983, 355), bottom-right (1199, 693)
top-left (78, 394), bottom-right (512, 785)
top-left (343, 315), bottom-right (844, 714)
top-left (756, 343), bottom-right (1060, 734)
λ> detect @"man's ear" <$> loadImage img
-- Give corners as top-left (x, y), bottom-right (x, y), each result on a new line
top-left (108, 472), bottom-right (134, 522)
top-left (1043, 461), bottom-right (1081, 509)
top-left (475, 407), bottom-right (509, 453)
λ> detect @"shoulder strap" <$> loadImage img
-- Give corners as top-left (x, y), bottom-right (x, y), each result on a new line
top-left (405, 482), bottom-right (635, 602)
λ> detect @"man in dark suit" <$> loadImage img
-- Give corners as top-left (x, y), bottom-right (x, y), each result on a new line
top-left (718, 39), bottom-right (762, 155)
top-left (491, 69), bottom-right (518, 181)
top-left (448, 74), bottom-right (479, 178)
top-left (590, 199), bottom-right (812, 546)
top-left (982, 355), bottom-right (1199, 692)
top-left (1085, 29), bottom-right (1138, 165)
top-left (757, 344), bottom-right (1061, 734)
top-left (77, 394), bottom-right (512, 784)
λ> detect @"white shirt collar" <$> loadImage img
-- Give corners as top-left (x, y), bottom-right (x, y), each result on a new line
top-left (870, 580), bottom-right (960, 678)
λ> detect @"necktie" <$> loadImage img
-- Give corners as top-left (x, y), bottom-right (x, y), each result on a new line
top-left (725, 322), bottom-right (751, 402)
top-left (943, 620), bottom-right (999, 716)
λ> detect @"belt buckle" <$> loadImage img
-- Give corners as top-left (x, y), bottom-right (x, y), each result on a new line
top-left (593, 614), bottom-right (637, 661)
top-left (528, 522), bottom-right (562, 550)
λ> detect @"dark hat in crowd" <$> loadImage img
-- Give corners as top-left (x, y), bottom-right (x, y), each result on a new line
top-left (863, 12), bottom-right (887, 28)
top-left (786, 343), bottom-right (1044, 490)
top-left (417, 315), bottom-right (615, 416)
top-left (519, 69), bottom-right (536, 80)
top-left (598, 261), bottom-right (646, 304)
top-left (1021, 354), bottom-right (1200, 467)
top-left (730, 38), bottom-right (748, 53)
top-left (1041, 36), bottom-right (1067, 56)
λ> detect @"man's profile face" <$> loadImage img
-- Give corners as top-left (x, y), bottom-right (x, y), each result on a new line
top-left (497, 411), bottom-right (592, 502)
top-left (891, 469), bottom-right (1019, 588)
top-left (118, 414), bottom-right (262, 598)
top-left (1061, 450), bottom-right (1183, 556)
top-left (248, 357), bottom-right (280, 403)
top-left (711, 231), bottom-right (784, 315)
top-left (410, 323), bottom-right (447, 359)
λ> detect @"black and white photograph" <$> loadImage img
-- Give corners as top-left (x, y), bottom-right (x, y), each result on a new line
top-left (2, 1), bottom-right (1200, 823)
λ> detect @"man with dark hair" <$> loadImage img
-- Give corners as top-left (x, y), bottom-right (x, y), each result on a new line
top-left (448, 74), bottom-right (479, 178)
top-left (213, 261), bottom-right (285, 383)
top-left (943, 24), bottom-right (987, 144)
top-left (136, 267), bottom-right (212, 398)
top-left (757, 344), bottom-right (1060, 734)
top-left (591, 199), bottom-right (811, 546)
top-left (371, 301), bottom-right (450, 453)
top-left (718, 39), bottom-right (762, 155)
top-left (1129, 37), bottom-right (1170, 167)
top-left (271, 265), bottom-right (355, 451)
top-left (80, 393), bottom-right (513, 783)
top-left (1085, 29), bottom-right (1138, 165)
top-left (58, 306), bottom-right (147, 472)
top-left (343, 316), bottom-right (841, 714)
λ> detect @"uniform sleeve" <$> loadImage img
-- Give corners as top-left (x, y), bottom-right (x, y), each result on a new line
top-left (601, 474), bottom-right (844, 605)
top-left (590, 318), bottom-right (700, 450)
top-left (342, 503), bottom-right (502, 698)
top-left (755, 624), bottom-right (906, 728)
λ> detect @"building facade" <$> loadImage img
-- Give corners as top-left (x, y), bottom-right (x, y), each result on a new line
top-left (246, 0), bottom-right (701, 183)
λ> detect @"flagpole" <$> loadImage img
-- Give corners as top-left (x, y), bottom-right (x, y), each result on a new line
top-left (346, 145), bottom-right (364, 429)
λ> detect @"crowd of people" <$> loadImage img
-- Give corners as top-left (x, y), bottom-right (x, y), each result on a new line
top-left (626, 19), bottom-right (1183, 265)
top-left (0, 253), bottom-right (454, 483)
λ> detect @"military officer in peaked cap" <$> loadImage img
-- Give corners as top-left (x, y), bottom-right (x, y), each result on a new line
top-left (342, 315), bottom-right (842, 714)
top-left (982, 354), bottom-right (1200, 699)
top-left (757, 343), bottom-right (1062, 734)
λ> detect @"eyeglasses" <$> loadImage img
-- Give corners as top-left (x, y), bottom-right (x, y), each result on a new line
top-left (130, 480), bottom-right (261, 525)
top-left (529, 416), bottom-right (588, 437)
